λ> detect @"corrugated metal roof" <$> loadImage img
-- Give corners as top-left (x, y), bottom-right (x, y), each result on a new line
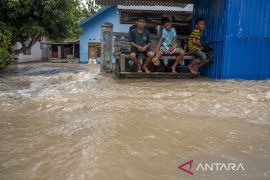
top-left (95, 0), bottom-right (192, 7)
top-left (41, 40), bottom-right (80, 45)
top-left (79, 5), bottom-right (193, 27)
top-left (118, 4), bottom-right (193, 12)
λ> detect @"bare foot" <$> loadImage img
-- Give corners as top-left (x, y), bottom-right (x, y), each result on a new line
top-left (171, 66), bottom-right (177, 73)
top-left (188, 65), bottom-right (198, 75)
top-left (142, 66), bottom-right (150, 74)
top-left (152, 57), bottom-right (160, 66)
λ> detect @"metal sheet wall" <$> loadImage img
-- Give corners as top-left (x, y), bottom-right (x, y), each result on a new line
top-left (200, 41), bottom-right (226, 78)
top-left (226, 0), bottom-right (270, 38)
top-left (193, 0), bottom-right (270, 80)
top-left (224, 0), bottom-right (270, 80)
top-left (223, 38), bottom-right (270, 80)
top-left (193, 0), bottom-right (228, 78)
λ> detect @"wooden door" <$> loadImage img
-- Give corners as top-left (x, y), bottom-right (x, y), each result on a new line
top-left (88, 46), bottom-right (97, 60)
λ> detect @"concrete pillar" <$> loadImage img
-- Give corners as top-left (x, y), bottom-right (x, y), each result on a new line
top-left (58, 46), bottom-right (61, 59)
top-left (61, 45), bottom-right (64, 59)
top-left (72, 44), bottom-right (75, 58)
top-left (100, 22), bottom-right (113, 73)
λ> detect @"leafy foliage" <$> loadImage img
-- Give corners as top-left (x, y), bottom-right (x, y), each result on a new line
top-left (0, 23), bottom-right (13, 70)
top-left (0, 0), bottom-right (99, 55)
top-left (81, 0), bottom-right (101, 18)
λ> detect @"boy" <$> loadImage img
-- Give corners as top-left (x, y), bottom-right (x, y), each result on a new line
top-left (129, 15), bottom-right (155, 73)
top-left (188, 18), bottom-right (213, 74)
top-left (147, 17), bottom-right (185, 73)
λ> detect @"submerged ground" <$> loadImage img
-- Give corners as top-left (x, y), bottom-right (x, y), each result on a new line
top-left (0, 63), bottom-right (269, 180)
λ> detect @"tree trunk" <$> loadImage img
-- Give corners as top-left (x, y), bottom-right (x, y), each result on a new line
top-left (14, 37), bottom-right (39, 55)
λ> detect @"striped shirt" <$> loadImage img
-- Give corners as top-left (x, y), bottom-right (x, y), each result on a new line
top-left (188, 29), bottom-right (201, 53)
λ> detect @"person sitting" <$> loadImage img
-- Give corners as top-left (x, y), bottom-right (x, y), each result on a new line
top-left (188, 18), bottom-right (214, 74)
top-left (129, 15), bottom-right (155, 73)
top-left (145, 17), bottom-right (185, 73)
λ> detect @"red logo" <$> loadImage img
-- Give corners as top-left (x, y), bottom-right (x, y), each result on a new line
top-left (178, 160), bottom-right (194, 175)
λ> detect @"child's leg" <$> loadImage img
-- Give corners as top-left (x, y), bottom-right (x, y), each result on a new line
top-left (171, 49), bottom-right (185, 73)
top-left (188, 50), bottom-right (207, 74)
top-left (130, 52), bottom-right (142, 72)
top-left (188, 59), bottom-right (200, 74)
top-left (157, 49), bottom-right (172, 67)
top-left (142, 50), bottom-right (155, 74)
top-left (155, 49), bottom-right (164, 59)
top-left (197, 51), bottom-right (208, 68)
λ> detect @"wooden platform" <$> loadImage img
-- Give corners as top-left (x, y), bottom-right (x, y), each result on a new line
top-left (112, 32), bottom-right (199, 79)
top-left (115, 71), bottom-right (199, 79)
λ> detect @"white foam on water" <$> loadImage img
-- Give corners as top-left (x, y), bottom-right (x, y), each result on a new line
top-left (1, 64), bottom-right (270, 179)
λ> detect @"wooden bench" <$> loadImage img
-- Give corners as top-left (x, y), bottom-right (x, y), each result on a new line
top-left (113, 32), bottom-right (196, 78)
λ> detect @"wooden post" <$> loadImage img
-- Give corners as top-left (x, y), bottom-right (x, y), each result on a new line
top-left (61, 45), bottom-right (64, 59)
top-left (120, 54), bottom-right (126, 72)
top-left (100, 22), bottom-right (113, 73)
top-left (72, 43), bottom-right (75, 58)
top-left (58, 46), bottom-right (61, 59)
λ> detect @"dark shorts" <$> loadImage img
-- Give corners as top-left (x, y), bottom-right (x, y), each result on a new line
top-left (130, 46), bottom-right (152, 55)
top-left (191, 50), bottom-right (207, 60)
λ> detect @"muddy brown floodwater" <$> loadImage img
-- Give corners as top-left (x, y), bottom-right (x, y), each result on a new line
top-left (0, 63), bottom-right (270, 180)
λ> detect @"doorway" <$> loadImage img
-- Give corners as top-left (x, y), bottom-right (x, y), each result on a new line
top-left (88, 43), bottom-right (101, 62)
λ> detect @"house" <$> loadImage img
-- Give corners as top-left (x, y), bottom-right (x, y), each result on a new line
top-left (78, 5), bottom-right (193, 64)
top-left (79, 6), bottom-right (131, 64)
top-left (41, 40), bottom-right (80, 63)
top-left (14, 37), bottom-right (50, 63)
top-left (95, 0), bottom-right (270, 80)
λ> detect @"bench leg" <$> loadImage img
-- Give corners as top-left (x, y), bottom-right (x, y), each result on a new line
top-left (115, 59), bottom-right (120, 72)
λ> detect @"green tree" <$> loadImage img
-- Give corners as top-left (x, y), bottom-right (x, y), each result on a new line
top-left (0, 0), bottom-right (86, 55)
top-left (0, 36), bottom-right (12, 70)
top-left (82, 0), bottom-right (101, 18)
top-left (0, 22), bottom-right (12, 70)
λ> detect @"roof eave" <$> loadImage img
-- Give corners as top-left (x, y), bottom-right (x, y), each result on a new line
top-left (78, 6), bottom-right (114, 27)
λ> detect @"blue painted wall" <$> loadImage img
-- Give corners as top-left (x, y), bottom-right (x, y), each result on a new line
top-left (79, 6), bottom-right (131, 64)
top-left (194, 0), bottom-right (270, 80)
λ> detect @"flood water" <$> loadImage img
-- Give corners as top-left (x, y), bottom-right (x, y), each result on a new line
top-left (0, 63), bottom-right (270, 180)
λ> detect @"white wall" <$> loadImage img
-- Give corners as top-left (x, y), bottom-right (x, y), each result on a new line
top-left (15, 38), bottom-right (50, 63)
